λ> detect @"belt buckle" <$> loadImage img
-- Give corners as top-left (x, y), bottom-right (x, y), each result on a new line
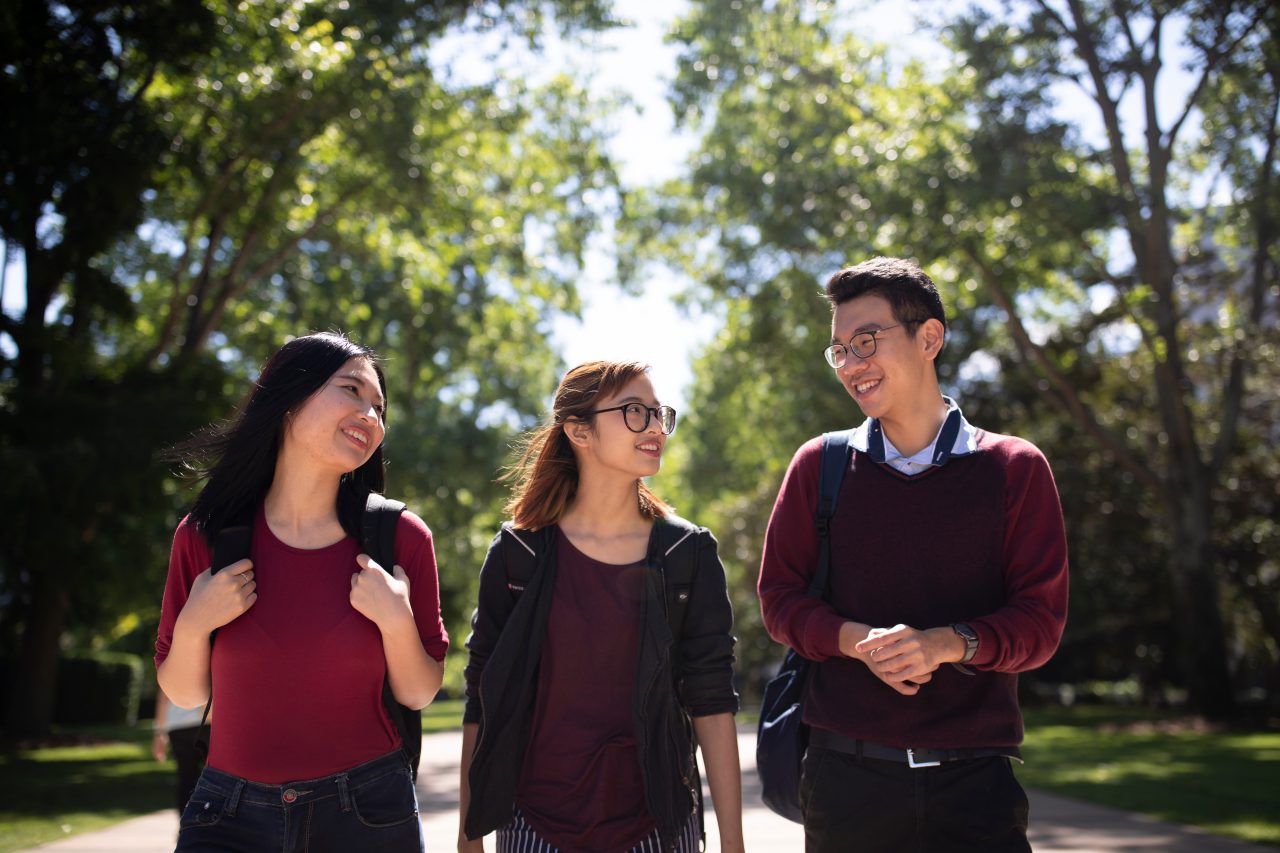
top-left (907, 748), bottom-right (941, 768)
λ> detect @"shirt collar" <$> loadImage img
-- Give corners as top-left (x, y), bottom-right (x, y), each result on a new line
top-left (849, 396), bottom-right (979, 467)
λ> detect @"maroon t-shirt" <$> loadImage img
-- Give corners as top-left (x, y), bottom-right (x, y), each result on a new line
top-left (515, 530), bottom-right (655, 852)
top-left (155, 506), bottom-right (449, 782)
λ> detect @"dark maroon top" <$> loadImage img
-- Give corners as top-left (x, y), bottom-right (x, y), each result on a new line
top-left (758, 429), bottom-right (1069, 749)
top-left (516, 530), bottom-right (655, 852)
top-left (155, 506), bottom-right (449, 782)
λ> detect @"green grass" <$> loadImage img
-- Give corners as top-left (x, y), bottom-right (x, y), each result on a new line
top-left (1019, 706), bottom-right (1280, 846)
top-left (0, 723), bottom-right (174, 853)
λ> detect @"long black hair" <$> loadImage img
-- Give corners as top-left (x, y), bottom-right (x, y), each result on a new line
top-left (169, 331), bottom-right (388, 545)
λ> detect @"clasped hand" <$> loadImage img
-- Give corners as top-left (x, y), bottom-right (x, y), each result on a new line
top-left (853, 624), bottom-right (949, 697)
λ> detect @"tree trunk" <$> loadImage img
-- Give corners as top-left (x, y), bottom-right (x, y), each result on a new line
top-left (1167, 489), bottom-right (1236, 720)
top-left (4, 570), bottom-right (69, 738)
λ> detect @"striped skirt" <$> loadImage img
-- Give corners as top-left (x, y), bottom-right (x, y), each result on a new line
top-left (496, 806), bottom-right (700, 853)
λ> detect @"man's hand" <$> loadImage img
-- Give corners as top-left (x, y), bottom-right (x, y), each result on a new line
top-left (856, 624), bottom-right (963, 693)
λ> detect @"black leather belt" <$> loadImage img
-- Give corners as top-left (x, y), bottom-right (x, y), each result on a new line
top-left (810, 728), bottom-right (1023, 768)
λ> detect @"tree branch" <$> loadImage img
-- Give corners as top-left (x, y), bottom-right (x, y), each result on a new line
top-left (1164, 8), bottom-right (1264, 155)
top-left (963, 241), bottom-right (1164, 495)
top-left (1212, 77), bottom-right (1279, 472)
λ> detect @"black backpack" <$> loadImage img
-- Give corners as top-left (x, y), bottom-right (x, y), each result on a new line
top-left (199, 491), bottom-right (423, 778)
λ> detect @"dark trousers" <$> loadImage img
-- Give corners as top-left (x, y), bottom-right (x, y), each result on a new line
top-left (800, 745), bottom-right (1030, 853)
top-left (168, 724), bottom-right (211, 811)
top-left (175, 749), bottom-right (423, 853)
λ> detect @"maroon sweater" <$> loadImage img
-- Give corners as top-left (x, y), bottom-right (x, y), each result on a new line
top-left (758, 429), bottom-right (1068, 749)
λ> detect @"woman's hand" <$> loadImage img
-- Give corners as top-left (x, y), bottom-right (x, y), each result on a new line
top-left (457, 837), bottom-right (486, 853)
top-left (349, 554), bottom-right (414, 632)
top-left (150, 729), bottom-right (168, 762)
top-left (177, 559), bottom-right (257, 635)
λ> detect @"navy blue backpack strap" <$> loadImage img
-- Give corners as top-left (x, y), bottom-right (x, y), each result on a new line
top-left (810, 429), bottom-right (853, 599)
top-left (755, 428), bottom-right (854, 823)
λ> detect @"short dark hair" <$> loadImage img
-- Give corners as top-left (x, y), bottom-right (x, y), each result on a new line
top-left (824, 257), bottom-right (947, 334)
top-left (171, 331), bottom-right (388, 545)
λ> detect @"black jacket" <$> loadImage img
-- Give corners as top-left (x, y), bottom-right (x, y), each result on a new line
top-left (462, 515), bottom-right (738, 849)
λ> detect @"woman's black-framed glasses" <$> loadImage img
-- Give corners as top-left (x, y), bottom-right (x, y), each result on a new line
top-left (588, 403), bottom-right (678, 435)
top-left (823, 324), bottom-right (903, 369)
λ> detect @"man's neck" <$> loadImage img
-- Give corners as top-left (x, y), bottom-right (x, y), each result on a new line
top-left (878, 396), bottom-right (950, 458)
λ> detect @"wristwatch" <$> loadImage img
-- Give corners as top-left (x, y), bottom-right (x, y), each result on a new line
top-left (951, 622), bottom-right (979, 664)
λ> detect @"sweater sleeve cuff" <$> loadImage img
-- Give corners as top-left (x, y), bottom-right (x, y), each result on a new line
top-left (969, 622), bottom-right (995, 668)
top-left (807, 610), bottom-right (848, 660)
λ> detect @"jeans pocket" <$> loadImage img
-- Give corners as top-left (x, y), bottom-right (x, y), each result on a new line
top-left (350, 767), bottom-right (418, 828)
top-left (179, 783), bottom-right (227, 829)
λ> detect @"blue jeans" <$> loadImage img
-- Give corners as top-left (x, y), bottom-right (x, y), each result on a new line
top-left (175, 749), bottom-right (424, 853)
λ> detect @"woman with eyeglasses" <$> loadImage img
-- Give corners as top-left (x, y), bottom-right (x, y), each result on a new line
top-left (458, 361), bottom-right (744, 853)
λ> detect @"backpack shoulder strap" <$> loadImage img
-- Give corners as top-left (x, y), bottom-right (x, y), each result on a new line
top-left (811, 429), bottom-right (853, 599)
top-left (210, 506), bottom-right (255, 575)
top-left (655, 516), bottom-right (700, 639)
top-left (359, 492), bottom-right (423, 778)
top-left (196, 503), bottom-right (257, 760)
top-left (362, 491), bottom-right (406, 572)
top-left (500, 522), bottom-right (546, 599)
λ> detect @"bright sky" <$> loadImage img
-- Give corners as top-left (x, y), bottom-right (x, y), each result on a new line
top-left (482, 0), bottom-right (717, 413)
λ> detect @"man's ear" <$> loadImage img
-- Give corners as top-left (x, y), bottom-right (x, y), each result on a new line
top-left (919, 319), bottom-right (946, 361)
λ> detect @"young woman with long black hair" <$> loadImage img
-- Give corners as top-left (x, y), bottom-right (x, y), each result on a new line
top-left (156, 331), bottom-right (447, 852)
top-left (458, 361), bottom-right (744, 853)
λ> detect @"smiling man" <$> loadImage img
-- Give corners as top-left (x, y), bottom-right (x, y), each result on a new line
top-left (758, 256), bottom-right (1070, 852)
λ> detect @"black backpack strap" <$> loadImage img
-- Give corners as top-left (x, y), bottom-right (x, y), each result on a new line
top-left (362, 491), bottom-right (405, 571)
top-left (500, 522), bottom-right (541, 600)
top-left (655, 518), bottom-right (700, 641)
top-left (195, 505), bottom-right (256, 762)
top-left (811, 430), bottom-right (853, 600)
top-left (360, 492), bottom-right (420, 779)
top-left (210, 507), bottom-right (255, 577)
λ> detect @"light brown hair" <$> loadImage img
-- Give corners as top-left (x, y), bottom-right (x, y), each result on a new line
top-left (504, 360), bottom-right (673, 529)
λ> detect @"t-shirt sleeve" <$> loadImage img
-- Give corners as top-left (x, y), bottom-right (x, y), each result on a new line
top-left (394, 510), bottom-right (450, 662)
top-left (154, 516), bottom-right (212, 671)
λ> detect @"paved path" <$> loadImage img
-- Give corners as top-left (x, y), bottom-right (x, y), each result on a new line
top-left (18, 729), bottom-right (1272, 852)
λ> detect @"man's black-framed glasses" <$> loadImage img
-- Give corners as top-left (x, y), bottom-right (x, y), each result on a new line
top-left (823, 325), bottom-right (903, 369)
top-left (589, 403), bottom-right (678, 435)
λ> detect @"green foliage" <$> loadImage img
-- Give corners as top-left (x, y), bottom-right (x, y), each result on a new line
top-left (647, 0), bottom-right (1279, 712)
top-left (0, 0), bottom-right (621, 734)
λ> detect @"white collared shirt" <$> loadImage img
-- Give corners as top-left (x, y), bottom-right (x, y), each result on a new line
top-left (850, 396), bottom-right (980, 476)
